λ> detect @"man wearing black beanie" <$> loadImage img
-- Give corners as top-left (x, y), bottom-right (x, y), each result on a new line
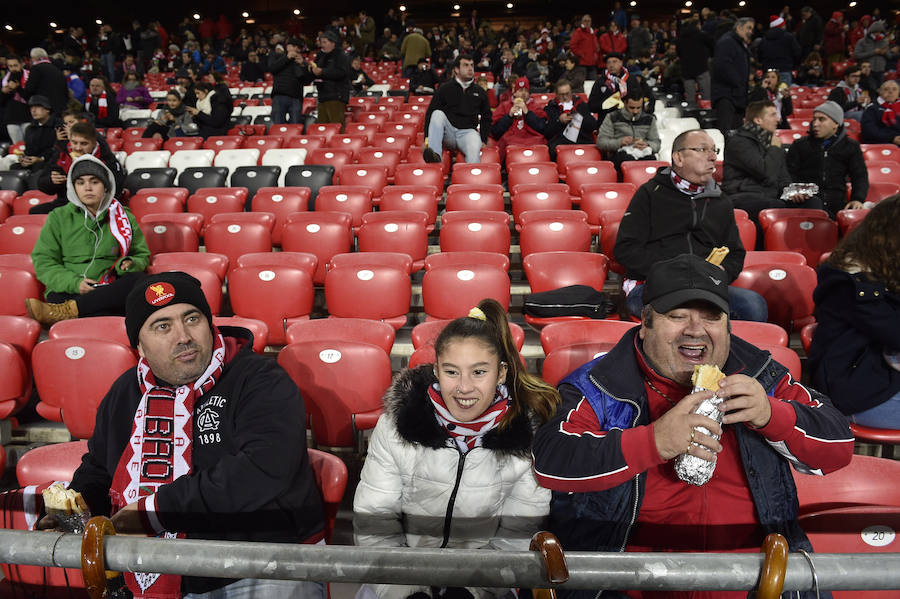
top-left (47, 272), bottom-right (328, 599)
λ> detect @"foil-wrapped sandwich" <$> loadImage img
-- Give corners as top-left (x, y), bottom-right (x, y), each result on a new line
top-left (42, 482), bottom-right (91, 532)
top-left (780, 182), bottom-right (819, 203)
top-left (675, 364), bottom-right (726, 486)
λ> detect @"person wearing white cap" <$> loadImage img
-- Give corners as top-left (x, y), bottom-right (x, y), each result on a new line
top-left (787, 100), bottom-right (869, 218)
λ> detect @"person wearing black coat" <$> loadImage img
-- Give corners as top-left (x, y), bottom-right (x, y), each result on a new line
top-left (796, 7), bottom-right (824, 60)
top-left (677, 18), bottom-right (714, 106)
top-left (786, 101), bottom-right (869, 218)
top-left (711, 19), bottom-right (754, 133)
top-left (537, 79), bottom-right (599, 158)
top-left (756, 23), bottom-right (801, 84)
top-left (24, 48), bottom-right (69, 115)
top-left (239, 51), bottom-right (266, 83)
top-left (311, 30), bottom-right (351, 123)
top-left (185, 81), bottom-right (232, 138)
top-left (268, 40), bottom-right (312, 124)
top-left (808, 197), bottom-right (900, 426)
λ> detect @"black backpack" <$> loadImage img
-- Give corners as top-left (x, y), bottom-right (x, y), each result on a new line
top-left (523, 285), bottom-right (617, 319)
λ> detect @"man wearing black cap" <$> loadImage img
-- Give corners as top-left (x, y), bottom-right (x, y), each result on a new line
top-left (311, 30), bottom-right (351, 124)
top-left (587, 52), bottom-right (630, 124)
top-left (52, 272), bottom-right (327, 599)
top-left (533, 254), bottom-right (853, 599)
top-left (268, 37), bottom-right (312, 124)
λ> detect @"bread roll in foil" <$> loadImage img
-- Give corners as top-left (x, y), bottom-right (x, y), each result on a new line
top-left (674, 389), bottom-right (724, 486)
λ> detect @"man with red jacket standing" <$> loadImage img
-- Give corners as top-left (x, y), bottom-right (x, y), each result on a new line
top-left (570, 14), bottom-right (600, 81)
top-left (599, 21), bottom-right (628, 61)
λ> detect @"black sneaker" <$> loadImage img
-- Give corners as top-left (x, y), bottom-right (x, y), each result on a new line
top-left (422, 147), bottom-right (442, 163)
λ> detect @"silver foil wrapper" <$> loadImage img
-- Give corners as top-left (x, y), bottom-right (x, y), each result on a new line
top-left (780, 182), bottom-right (819, 202)
top-left (47, 508), bottom-right (91, 534)
top-left (674, 389), bottom-right (724, 486)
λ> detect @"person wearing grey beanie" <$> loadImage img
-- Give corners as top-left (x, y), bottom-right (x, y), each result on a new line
top-left (786, 100), bottom-right (869, 218)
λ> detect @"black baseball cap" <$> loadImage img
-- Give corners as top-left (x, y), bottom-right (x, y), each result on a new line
top-left (643, 254), bottom-right (730, 314)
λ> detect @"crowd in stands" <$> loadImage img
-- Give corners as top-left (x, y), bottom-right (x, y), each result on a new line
top-left (0, 7), bottom-right (898, 598)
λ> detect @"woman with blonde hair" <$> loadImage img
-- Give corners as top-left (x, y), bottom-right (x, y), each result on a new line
top-left (354, 299), bottom-right (560, 599)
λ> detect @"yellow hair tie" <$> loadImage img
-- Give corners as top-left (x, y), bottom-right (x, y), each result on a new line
top-left (467, 307), bottom-right (486, 321)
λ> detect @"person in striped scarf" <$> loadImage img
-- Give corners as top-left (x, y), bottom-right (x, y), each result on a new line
top-left (354, 298), bottom-right (560, 599)
top-left (85, 76), bottom-right (122, 128)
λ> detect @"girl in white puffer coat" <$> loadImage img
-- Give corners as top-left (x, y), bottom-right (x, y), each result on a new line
top-left (353, 299), bottom-right (561, 599)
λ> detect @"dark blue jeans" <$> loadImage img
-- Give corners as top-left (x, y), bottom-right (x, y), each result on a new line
top-left (626, 283), bottom-right (769, 322)
top-left (272, 95), bottom-right (303, 124)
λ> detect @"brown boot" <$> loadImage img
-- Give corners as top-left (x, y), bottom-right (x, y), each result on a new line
top-left (24, 298), bottom-right (79, 326)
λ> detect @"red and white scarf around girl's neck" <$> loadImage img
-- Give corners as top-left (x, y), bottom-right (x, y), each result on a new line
top-left (85, 91), bottom-right (108, 118)
top-left (110, 328), bottom-right (228, 599)
top-left (428, 382), bottom-right (510, 453)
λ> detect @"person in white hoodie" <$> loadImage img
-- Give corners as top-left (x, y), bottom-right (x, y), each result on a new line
top-left (26, 155), bottom-right (150, 325)
top-left (353, 299), bottom-right (560, 599)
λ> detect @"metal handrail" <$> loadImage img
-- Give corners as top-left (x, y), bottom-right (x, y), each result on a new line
top-left (2, 529), bottom-right (899, 592)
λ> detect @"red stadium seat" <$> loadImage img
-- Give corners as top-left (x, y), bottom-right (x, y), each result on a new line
top-left (556, 145), bottom-right (603, 177)
top-left (379, 185), bottom-right (440, 227)
top-left (305, 122), bottom-right (342, 141)
top-left (203, 221), bottom-right (272, 271)
top-left (245, 135), bottom-right (283, 157)
top-left (235, 251), bottom-right (317, 278)
top-left (621, 161), bottom-right (667, 186)
top-left (357, 148), bottom-right (403, 180)
top-left (517, 209), bottom-right (592, 258)
top-left (743, 250), bottom-right (807, 267)
top-left (314, 185), bottom-right (374, 229)
top-left (203, 135), bottom-right (245, 151)
top-left (251, 187), bottom-right (311, 246)
top-left (186, 187), bottom-right (249, 230)
top-left (438, 210), bottom-right (511, 254)
top-left (565, 161), bottom-right (618, 198)
top-left (522, 251), bottom-right (612, 328)
top-left (579, 183), bottom-right (637, 233)
top-left (453, 145), bottom-right (501, 164)
top-left (0, 220), bottom-right (42, 254)
top-left (800, 322), bottom-right (817, 354)
top-left (285, 318), bottom-right (396, 353)
top-left (208, 211), bottom-right (276, 233)
top-left (598, 216), bottom-right (625, 275)
top-left (861, 144), bottom-right (900, 164)
top-left (164, 137), bottom-right (204, 152)
top-left (324, 257), bottom-right (412, 329)
top-left (129, 187), bottom-right (189, 221)
top-left (543, 342), bottom-right (615, 386)
top-left (511, 184), bottom-right (572, 223)
top-left (758, 208), bottom-right (830, 233)
top-left (444, 184), bottom-right (505, 212)
top-left (336, 164), bottom-right (388, 198)
top-left (211, 316), bottom-right (269, 354)
top-left (49, 316), bottom-right (130, 346)
top-left (122, 137), bottom-right (163, 153)
top-left (140, 219), bottom-right (201, 254)
top-left (0, 341), bottom-right (28, 419)
top-left (326, 133), bottom-right (369, 156)
top-left (370, 133), bottom-right (413, 158)
top-left (228, 265), bottom-right (315, 345)
top-left (358, 211), bottom-right (429, 271)
top-left (328, 251), bottom-right (413, 274)
top-left (848, 424), bottom-right (900, 459)
top-left (307, 447), bottom-right (349, 543)
top-left (424, 251), bottom-right (510, 272)
top-left (393, 163), bottom-right (445, 189)
top-left (306, 147), bottom-right (355, 173)
top-left (507, 162), bottom-right (559, 189)
top-left (422, 263), bottom-right (510, 320)
top-left (15, 440), bottom-right (89, 486)
top-left (837, 209), bottom-right (869, 235)
top-left (32, 338), bottom-right (138, 438)
top-left (505, 144), bottom-right (551, 166)
top-left (283, 134), bottom-right (327, 152)
top-left (14, 191), bottom-right (55, 215)
top-left (734, 213), bottom-right (757, 252)
top-left (411, 319), bottom-right (525, 351)
top-left (278, 340), bottom-right (392, 448)
top-left (449, 162), bottom-right (503, 186)
top-left (269, 124), bottom-right (306, 138)
top-left (761, 344), bottom-right (802, 380)
top-left (793, 453), bottom-right (900, 514)
top-left (732, 263), bottom-right (817, 331)
top-left (282, 212), bottom-right (353, 284)
top-left (731, 320), bottom-right (789, 347)
top-left (764, 215), bottom-right (839, 265)
top-left (0, 266), bottom-right (41, 316)
top-left (408, 345), bottom-right (436, 368)
top-left (866, 161), bottom-right (900, 186)
top-left (866, 181), bottom-right (900, 204)
top-left (122, 126), bottom-right (146, 139)
top-left (540, 320), bottom-right (638, 354)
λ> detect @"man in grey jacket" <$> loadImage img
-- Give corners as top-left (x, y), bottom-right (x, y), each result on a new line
top-left (596, 94), bottom-right (661, 172)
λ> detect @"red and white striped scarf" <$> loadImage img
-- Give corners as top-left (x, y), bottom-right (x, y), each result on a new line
top-left (879, 96), bottom-right (900, 127)
top-left (605, 68), bottom-right (629, 96)
top-left (110, 329), bottom-right (227, 599)
top-left (100, 199), bottom-right (133, 283)
top-left (671, 171), bottom-right (706, 196)
top-left (86, 91), bottom-right (108, 119)
top-left (428, 382), bottom-right (510, 453)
